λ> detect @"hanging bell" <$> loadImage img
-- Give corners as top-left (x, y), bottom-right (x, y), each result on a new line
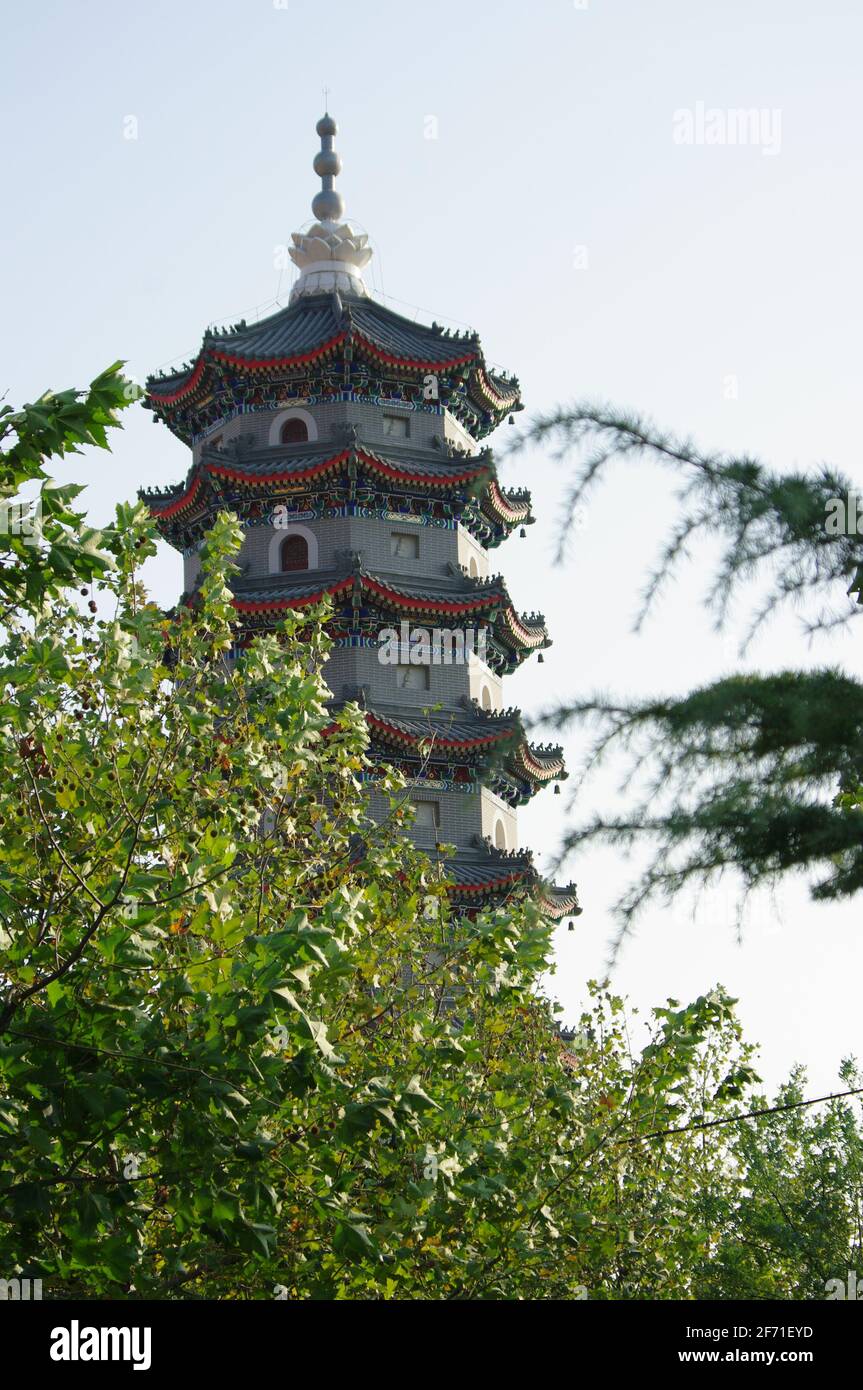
top-left (537, 653), bottom-right (545, 664)
top-left (554, 783), bottom-right (561, 795)
top-left (519, 528), bottom-right (527, 539)
top-left (508, 415), bottom-right (515, 426)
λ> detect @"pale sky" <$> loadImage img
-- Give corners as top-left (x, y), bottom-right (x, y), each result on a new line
top-left (3, 0), bottom-right (862, 1093)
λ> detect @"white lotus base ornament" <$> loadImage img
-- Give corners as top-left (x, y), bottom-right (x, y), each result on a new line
top-left (289, 221), bottom-right (372, 303)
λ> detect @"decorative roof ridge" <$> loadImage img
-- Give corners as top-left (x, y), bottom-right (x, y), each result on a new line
top-left (527, 740), bottom-right (565, 757)
top-left (496, 483), bottom-right (532, 503)
top-left (140, 481), bottom-right (187, 501)
top-left (473, 838), bottom-right (536, 866)
top-left (440, 845), bottom-right (527, 865)
top-left (464, 568), bottom-right (506, 591)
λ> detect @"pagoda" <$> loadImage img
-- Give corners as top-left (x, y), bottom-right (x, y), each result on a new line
top-left (140, 114), bottom-right (580, 924)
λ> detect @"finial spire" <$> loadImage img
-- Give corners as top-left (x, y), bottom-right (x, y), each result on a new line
top-left (288, 112), bottom-right (373, 304)
top-left (312, 111), bottom-right (344, 223)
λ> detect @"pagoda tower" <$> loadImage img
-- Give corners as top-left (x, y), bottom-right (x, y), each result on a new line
top-left (141, 115), bottom-right (580, 924)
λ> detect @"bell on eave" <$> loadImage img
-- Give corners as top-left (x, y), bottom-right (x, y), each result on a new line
top-left (537, 653), bottom-right (545, 664)
top-left (508, 415), bottom-right (515, 426)
top-left (519, 528), bottom-right (526, 539)
top-left (554, 784), bottom-right (561, 796)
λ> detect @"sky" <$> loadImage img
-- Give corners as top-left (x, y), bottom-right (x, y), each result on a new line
top-left (3, 0), bottom-right (862, 1093)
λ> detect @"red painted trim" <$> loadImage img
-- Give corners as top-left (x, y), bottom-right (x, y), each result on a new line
top-left (363, 576), bottom-right (501, 615)
top-left (210, 333), bottom-right (346, 373)
top-left (485, 481), bottom-right (530, 523)
top-left (151, 472), bottom-right (204, 519)
top-left (366, 712), bottom-right (510, 751)
top-left (233, 576), bottom-right (353, 614)
top-left (145, 328), bottom-right (483, 412)
top-left (147, 357), bottom-right (207, 408)
top-left (208, 450), bottom-right (350, 486)
top-left (353, 332), bottom-right (476, 373)
top-left (449, 873), bottom-right (529, 894)
top-left (356, 449), bottom-right (488, 487)
top-left (207, 448), bottom-right (487, 490)
top-left (474, 366), bottom-right (520, 408)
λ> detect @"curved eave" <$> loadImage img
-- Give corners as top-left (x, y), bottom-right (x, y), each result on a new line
top-left (361, 575), bottom-right (505, 619)
top-left (231, 576), bottom-right (354, 615)
top-left (482, 482), bottom-right (533, 527)
top-left (444, 871), bottom-right (580, 921)
top-left (448, 873), bottom-right (531, 896)
top-left (226, 570), bottom-right (502, 615)
top-left (144, 295), bottom-right (523, 438)
top-left (143, 472), bottom-right (206, 522)
top-left (470, 366), bottom-right (521, 414)
top-left (498, 607), bottom-right (551, 652)
top-left (538, 885), bottom-right (583, 920)
top-left (352, 330), bottom-right (476, 375)
top-left (141, 446), bottom-right (496, 529)
top-left (204, 446), bottom-right (490, 492)
top-left (366, 715), bottom-right (565, 789)
top-left (146, 335), bottom-right (484, 413)
top-left (513, 746), bottom-right (568, 784)
top-left (146, 332), bottom-right (349, 410)
top-left (366, 712), bottom-right (516, 756)
top-left (223, 574), bottom-right (550, 669)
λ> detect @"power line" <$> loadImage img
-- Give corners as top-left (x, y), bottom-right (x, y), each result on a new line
top-left (621, 1083), bottom-right (863, 1146)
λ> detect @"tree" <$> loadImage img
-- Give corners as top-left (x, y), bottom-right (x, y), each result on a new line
top-left (510, 404), bottom-right (863, 941)
top-left (2, 370), bottom-right (860, 1301)
top-left (0, 363), bottom-right (131, 617)
top-left (694, 1061), bottom-right (863, 1300)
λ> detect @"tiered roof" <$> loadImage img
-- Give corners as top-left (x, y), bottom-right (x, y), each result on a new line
top-left (217, 560), bottom-right (551, 674)
top-left (144, 293), bottom-right (522, 445)
top-left (442, 847), bottom-right (581, 922)
top-left (352, 704), bottom-right (566, 807)
top-left (140, 436), bottom-right (534, 551)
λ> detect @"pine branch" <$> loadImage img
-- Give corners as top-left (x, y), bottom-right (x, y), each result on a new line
top-left (508, 402), bottom-right (863, 637)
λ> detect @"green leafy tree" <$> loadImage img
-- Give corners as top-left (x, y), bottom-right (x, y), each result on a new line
top-left (0, 364), bottom-right (131, 616)
top-left (694, 1061), bottom-right (863, 1300)
top-left (2, 370), bottom-right (861, 1301)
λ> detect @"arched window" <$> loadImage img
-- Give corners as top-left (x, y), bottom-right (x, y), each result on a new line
top-left (481, 685), bottom-right (492, 711)
top-left (280, 535), bottom-right (309, 572)
top-left (280, 417), bottom-right (309, 445)
top-left (494, 817), bottom-right (507, 851)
